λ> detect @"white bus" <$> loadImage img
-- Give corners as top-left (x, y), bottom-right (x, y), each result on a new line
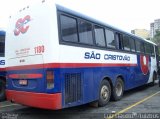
top-left (6, 0), bottom-right (158, 110)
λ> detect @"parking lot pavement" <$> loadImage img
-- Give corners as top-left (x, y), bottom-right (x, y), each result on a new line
top-left (0, 83), bottom-right (160, 119)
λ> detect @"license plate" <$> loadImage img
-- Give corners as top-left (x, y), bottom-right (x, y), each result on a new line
top-left (19, 80), bottom-right (28, 85)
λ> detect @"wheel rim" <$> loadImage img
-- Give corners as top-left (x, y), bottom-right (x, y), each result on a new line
top-left (115, 82), bottom-right (122, 97)
top-left (100, 85), bottom-right (109, 101)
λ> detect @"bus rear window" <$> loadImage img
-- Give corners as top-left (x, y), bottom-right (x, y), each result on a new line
top-left (0, 35), bottom-right (5, 57)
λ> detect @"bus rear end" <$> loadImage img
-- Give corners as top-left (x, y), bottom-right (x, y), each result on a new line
top-left (6, 1), bottom-right (62, 109)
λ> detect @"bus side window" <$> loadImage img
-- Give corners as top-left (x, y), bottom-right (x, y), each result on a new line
top-left (94, 25), bottom-right (106, 47)
top-left (135, 40), bottom-right (141, 53)
top-left (122, 35), bottom-right (130, 51)
top-left (78, 20), bottom-right (93, 45)
top-left (105, 29), bottom-right (116, 49)
top-left (140, 42), bottom-right (145, 53)
top-left (144, 43), bottom-right (151, 55)
top-left (115, 33), bottom-right (123, 50)
top-left (129, 38), bottom-right (136, 52)
top-left (60, 15), bottom-right (78, 43)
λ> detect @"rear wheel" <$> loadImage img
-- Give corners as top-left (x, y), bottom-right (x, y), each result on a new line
top-left (112, 77), bottom-right (124, 101)
top-left (0, 79), bottom-right (6, 101)
top-left (98, 80), bottom-right (111, 107)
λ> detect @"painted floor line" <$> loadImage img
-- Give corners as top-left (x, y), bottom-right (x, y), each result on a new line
top-left (0, 103), bottom-right (19, 108)
top-left (107, 90), bottom-right (160, 119)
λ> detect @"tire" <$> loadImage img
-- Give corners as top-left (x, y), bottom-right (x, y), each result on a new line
top-left (0, 79), bottom-right (6, 101)
top-left (98, 80), bottom-right (111, 107)
top-left (112, 77), bottom-right (124, 101)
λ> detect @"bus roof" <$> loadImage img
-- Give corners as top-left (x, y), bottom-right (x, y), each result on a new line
top-left (57, 4), bottom-right (156, 46)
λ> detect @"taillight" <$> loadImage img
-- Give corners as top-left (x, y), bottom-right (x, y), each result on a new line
top-left (46, 71), bottom-right (54, 89)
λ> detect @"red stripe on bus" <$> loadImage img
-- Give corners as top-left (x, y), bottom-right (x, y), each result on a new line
top-left (6, 63), bottom-right (137, 71)
top-left (0, 68), bottom-right (6, 71)
top-left (8, 74), bottom-right (43, 79)
top-left (6, 90), bottom-right (62, 110)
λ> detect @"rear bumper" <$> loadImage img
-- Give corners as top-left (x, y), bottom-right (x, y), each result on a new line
top-left (6, 90), bottom-right (62, 110)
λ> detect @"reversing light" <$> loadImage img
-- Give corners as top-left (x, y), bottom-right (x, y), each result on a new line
top-left (46, 71), bottom-right (54, 89)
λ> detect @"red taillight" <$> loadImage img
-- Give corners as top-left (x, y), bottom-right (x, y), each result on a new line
top-left (46, 71), bottom-right (54, 89)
